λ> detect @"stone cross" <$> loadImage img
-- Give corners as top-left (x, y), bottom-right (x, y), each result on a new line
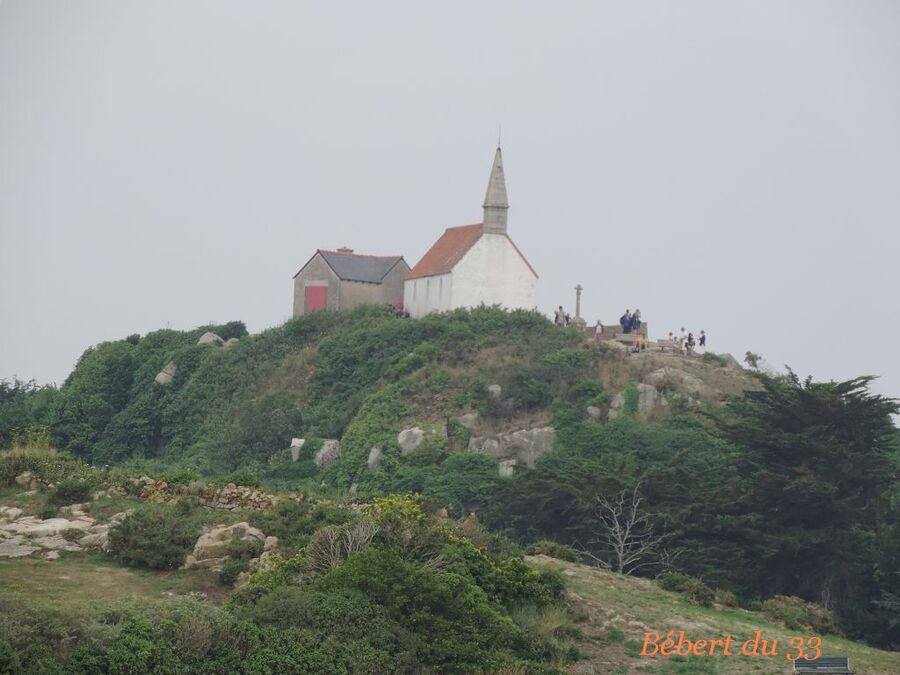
top-left (575, 284), bottom-right (583, 320)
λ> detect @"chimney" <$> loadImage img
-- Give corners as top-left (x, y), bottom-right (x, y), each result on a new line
top-left (336, 247), bottom-right (354, 254)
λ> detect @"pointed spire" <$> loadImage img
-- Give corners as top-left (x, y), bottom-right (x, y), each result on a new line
top-left (482, 146), bottom-right (509, 235)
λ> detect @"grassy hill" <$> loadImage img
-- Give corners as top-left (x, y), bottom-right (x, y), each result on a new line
top-left (527, 555), bottom-right (900, 674)
top-left (2, 306), bottom-right (899, 666)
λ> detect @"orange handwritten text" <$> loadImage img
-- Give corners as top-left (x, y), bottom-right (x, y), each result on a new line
top-left (641, 630), bottom-right (822, 660)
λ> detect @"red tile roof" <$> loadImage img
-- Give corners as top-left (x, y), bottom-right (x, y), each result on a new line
top-left (406, 223), bottom-right (538, 280)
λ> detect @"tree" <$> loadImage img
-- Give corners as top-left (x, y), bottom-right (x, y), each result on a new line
top-left (717, 371), bottom-right (900, 636)
top-left (579, 483), bottom-right (669, 575)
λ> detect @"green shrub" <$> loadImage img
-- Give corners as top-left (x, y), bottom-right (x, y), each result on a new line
top-left (657, 572), bottom-right (715, 607)
top-left (701, 352), bottom-right (728, 367)
top-left (624, 638), bottom-right (643, 657)
top-left (507, 368), bottom-right (553, 411)
top-left (48, 478), bottom-right (94, 507)
top-left (316, 546), bottom-right (527, 671)
top-left (606, 626), bottom-right (625, 642)
top-left (445, 417), bottom-right (471, 452)
top-left (0, 447), bottom-right (95, 487)
top-left (248, 499), bottom-right (351, 554)
top-left (526, 540), bottom-right (582, 563)
top-left (62, 528), bottom-right (85, 543)
top-left (223, 467), bottom-right (261, 487)
top-left (107, 507), bottom-right (201, 570)
top-left (715, 589), bottom-right (738, 607)
top-left (218, 558), bottom-right (248, 586)
top-left (762, 595), bottom-right (838, 634)
top-left (622, 382), bottom-right (639, 415)
top-left (0, 639), bottom-right (20, 674)
top-left (157, 468), bottom-right (200, 485)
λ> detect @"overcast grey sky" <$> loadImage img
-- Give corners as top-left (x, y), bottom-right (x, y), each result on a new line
top-left (1, 1), bottom-right (899, 399)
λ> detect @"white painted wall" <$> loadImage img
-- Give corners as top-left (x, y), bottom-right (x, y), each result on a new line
top-left (403, 272), bottom-right (453, 318)
top-left (451, 234), bottom-right (537, 311)
top-left (404, 233), bottom-right (537, 318)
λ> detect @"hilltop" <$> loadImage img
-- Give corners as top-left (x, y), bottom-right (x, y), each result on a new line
top-left (2, 305), bottom-right (899, 663)
top-left (13, 305), bottom-right (757, 479)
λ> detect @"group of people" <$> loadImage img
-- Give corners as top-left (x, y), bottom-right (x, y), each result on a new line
top-left (619, 308), bottom-right (642, 333)
top-left (389, 303), bottom-right (410, 319)
top-left (553, 305), bottom-right (573, 327)
top-left (663, 328), bottom-right (706, 355)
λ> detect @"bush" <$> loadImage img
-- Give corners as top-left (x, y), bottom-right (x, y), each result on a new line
top-left (248, 499), bottom-right (351, 554)
top-left (762, 595), bottom-right (838, 635)
top-left (218, 558), bottom-right (248, 586)
top-left (107, 507), bottom-right (201, 570)
top-left (507, 368), bottom-right (553, 411)
top-left (701, 352), bottom-right (727, 367)
top-left (0, 639), bottom-right (20, 674)
top-left (606, 626), bottom-right (625, 642)
top-left (622, 382), bottom-right (639, 415)
top-left (657, 572), bottom-right (715, 608)
top-left (223, 467), bottom-right (261, 487)
top-left (526, 540), bottom-right (582, 563)
top-left (715, 589), bottom-right (738, 607)
top-left (47, 478), bottom-right (94, 507)
top-left (0, 447), bottom-right (95, 488)
top-left (157, 468), bottom-right (200, 485)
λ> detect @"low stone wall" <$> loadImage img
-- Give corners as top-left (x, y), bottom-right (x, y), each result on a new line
top-left (585, 323), bottom-right (649, 339)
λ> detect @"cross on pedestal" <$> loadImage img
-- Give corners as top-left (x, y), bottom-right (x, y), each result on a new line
top-left (575, 284), bottom-right (583, 320)
top-left (572, 284), bottom-right (586, 328)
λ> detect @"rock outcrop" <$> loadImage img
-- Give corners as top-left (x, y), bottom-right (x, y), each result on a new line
top-left (397, 427), bottom-right (425, 454)
top-left (197, 331), bottom-right (224, 346)
top-left (199, 483), bottom-right (276, 510)
top-left (14, 472), bottom-right (40, 491)
top-left (608, 383), bottom-right (663, 419)
top-left (290, 438), bottom-right (306, 462)
top-left (154, 361), bottom-right (177, 385)
top-left (456, 412), bottom-right (478, 431)
top-left (314, 440), bottom-right (341, 468)
top-left (468, 426), bottom-right (556, 473)
top-left (0, 506), bottom-right (127, 559)
top-left (181, 522), bottom-right (268, 572)
top-left (367, 447), bottom-right (383, 471)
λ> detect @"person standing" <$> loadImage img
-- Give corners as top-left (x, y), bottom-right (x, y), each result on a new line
top-left (620, 309), bottom-right (633, 333)
top-left (699, 330), bottom-right (706, 348)
top-left (594, 320), bottom-right (604, 343)
top-left (554, 306), bottom-right (564, 326)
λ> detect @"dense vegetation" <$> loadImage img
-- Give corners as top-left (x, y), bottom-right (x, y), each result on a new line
top-left (2, 306), bottom-right (899, 658)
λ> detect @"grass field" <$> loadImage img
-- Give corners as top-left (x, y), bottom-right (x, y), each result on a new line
top-left (527, 555), bottom-right (900, 675)
top-left (0, 554), bottom-right (229, 605)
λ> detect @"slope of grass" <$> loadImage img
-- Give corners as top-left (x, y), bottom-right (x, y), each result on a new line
top-left (527, 555), bottom-right (900, 675)
top-left (0, 554), bottom-right (228, 605)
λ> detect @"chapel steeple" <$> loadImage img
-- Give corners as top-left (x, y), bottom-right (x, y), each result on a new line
top-left (482, 146), bottom-right (509, 235)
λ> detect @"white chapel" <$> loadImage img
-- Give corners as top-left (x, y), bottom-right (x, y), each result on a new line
top-left (403, 147), bottom-right (538, 318)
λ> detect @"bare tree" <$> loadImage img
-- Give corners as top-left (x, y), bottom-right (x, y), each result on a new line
top-left (578, 483), bottom-right (670, 575)
top-left (307, 519), bottom-right (378, 573)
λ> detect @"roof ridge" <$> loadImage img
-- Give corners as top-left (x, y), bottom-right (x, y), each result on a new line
top-left (406, 223), bottom-right (484, 280)
top-left (318, 249), bottom-right (403, 260)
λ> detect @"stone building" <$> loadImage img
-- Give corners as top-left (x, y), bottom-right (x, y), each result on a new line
top-left (292, 248), bottom-right (409, 317)
top-left (403, 147), bottom-right (538, 318)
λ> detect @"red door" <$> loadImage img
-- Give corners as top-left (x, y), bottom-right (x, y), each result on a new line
top-left (305, 286), bottom-right (327, 313)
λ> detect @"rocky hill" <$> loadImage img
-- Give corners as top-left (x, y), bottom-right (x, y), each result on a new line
top-left (3, 305), bottom-right (898, 657)
top-left (32, 306), bottom-right (757, 483)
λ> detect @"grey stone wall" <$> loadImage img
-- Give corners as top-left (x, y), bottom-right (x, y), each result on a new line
top-left (292, 254), bottom-right (340, 317)
top-left (381, 260), bottom-right (409, 307)
top-left (293, 255), bottom-right (410, 317)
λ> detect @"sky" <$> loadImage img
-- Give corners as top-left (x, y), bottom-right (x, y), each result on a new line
top-left (1, 1), bottom-right (899, 400)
